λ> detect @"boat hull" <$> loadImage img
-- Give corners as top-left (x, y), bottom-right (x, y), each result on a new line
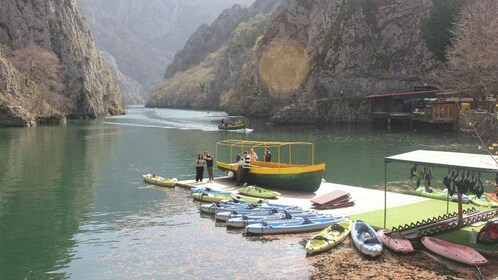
top-left (217, 161), bottom-right (325, 192)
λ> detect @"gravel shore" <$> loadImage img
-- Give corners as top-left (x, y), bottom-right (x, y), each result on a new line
top-left (247, 233), bottom-right (497, 279)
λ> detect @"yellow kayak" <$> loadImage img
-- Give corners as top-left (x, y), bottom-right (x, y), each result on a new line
top-left (305, 218), bottom-right (352, 255)
top-left (142, 174), bottom-right (177, 187)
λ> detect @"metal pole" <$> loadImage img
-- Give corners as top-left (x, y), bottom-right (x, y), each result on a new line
top-left (384, 160), bottom-right (387, 229)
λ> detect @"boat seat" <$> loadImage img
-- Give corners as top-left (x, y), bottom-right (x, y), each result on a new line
top-left (330, 224), bottom-right (344, 233)
top-left (313, 235), bottom-right (329, 241)
top-left (364, 237), bottom-right (378, 244)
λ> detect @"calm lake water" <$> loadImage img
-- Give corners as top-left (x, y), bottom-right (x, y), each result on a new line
top-left (0, 106), bottom-right (491, 279)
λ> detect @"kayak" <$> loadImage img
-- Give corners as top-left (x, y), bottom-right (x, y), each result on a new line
top-left (244, 216), bottom-right (345, 235)
top-left (199, 202), bottom-right (297, 214)
top-left (305, 218), bottom-right (352, 255)
top-left (421, 236), bottom-right (487, 265)
top-left (351, 220), bottom-right (383, 257)
top-left (484, 192), bottom-right (498, 203)
top-left (142, 174), bottom-right (177, 187)
top-left (468, 194), bottom-right (498, 208)
top-left (377, 229), bottom-right (414, 253)
top-left (192, 193), bottom-right (264, 203)
top-left (237, 185), bottom-right (281, 199)
top-left (415, 187), bottom-right (469, 203)
top-left (191, 187), bottom-right (232, 195)
top-left (215, 208), bottom-right (305, 221)
top-left (227, 212), bottom-right (326, 228)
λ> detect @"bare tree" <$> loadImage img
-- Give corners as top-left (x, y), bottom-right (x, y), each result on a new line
top-left (8, 43), bottom-right (67, 114)
top-left (445, 0), bottom-right (498, 110)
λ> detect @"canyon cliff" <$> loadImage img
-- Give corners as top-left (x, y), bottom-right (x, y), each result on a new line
top-left (150, 0), bottom-right (438, 124)
top-left (0, 0), bottom-right (124, 127)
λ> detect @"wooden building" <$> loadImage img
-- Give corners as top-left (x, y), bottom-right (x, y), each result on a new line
top-left (366, 89), bottom-right (460, 131)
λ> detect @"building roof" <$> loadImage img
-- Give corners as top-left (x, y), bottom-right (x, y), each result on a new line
top-left (385, 150), bottom-right (498, 173)
top-left (366, 89), bottom-right (451, 99)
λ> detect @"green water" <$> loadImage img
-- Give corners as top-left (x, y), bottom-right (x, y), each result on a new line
top-left (0, 106), bottom-right (490, 279)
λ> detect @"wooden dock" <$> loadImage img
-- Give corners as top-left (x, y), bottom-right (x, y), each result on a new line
top-left (176, 176), bottom-right (428, 217)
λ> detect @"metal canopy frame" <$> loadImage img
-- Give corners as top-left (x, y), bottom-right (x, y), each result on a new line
top-left (383, 150), bottom-right (498, 228)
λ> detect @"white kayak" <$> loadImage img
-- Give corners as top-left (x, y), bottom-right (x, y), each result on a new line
top-left (244, 216), bottom-right (346, 235)
top-left (351, 220), bottom-right (383, 257)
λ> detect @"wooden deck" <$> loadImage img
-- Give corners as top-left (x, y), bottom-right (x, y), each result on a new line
top-left (176, 176), bottom-right (427, 217)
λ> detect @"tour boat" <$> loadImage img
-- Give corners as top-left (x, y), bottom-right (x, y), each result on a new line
top-left (216, 140), bottom-right (326, 192)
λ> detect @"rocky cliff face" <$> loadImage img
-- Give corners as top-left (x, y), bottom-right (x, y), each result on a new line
top-left (0, 0), bottom-right (124, 126)
top-left (151, 0), bottom-right (438, 124)
top-left (79, 0), bottom-right (255, 92)
top-left (99, 51), bottom-right (145, 105)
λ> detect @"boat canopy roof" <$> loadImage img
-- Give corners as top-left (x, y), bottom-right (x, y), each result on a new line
top-left (216, 140), bottom-right (315, 148)
top-left (385, 150), bottom-right (498, 173)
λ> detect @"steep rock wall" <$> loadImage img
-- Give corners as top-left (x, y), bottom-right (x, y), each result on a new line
top-left (0, 0), bottom-right (124, 126)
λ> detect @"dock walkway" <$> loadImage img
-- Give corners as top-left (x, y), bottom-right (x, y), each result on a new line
top-left (176, 176), bottom-right (427, 217)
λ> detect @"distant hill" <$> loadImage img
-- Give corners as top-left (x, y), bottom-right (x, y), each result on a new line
top-left (79, 0), bottom-right (255, 93)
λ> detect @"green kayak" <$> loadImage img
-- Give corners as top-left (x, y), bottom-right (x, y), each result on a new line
top-left (468, 195), bottom-right (498, 208)
top-left (237, 185), bottom-right (281, 199)
top-left (143, 174), bottom-right (177, 187)
top-left (415, 187), bottom-right (469, 203)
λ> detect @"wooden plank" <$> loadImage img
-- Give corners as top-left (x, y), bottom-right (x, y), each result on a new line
top-left (311, 190), bottom-right (350, 205)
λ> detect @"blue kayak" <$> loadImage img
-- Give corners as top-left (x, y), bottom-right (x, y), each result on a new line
top-left (244, 216), bottom-right (346, 235)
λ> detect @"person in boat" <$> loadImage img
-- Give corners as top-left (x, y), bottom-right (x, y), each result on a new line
top-left (235, 154), bottom-right (244, 186)
top-left (424, 167), bottom-right (433, 193)
top-left (204, 151), bottom-right (214, 183)
top-left (242, 151), bottom-right (252, 184)
top-left (264, 146), bottom-right (271, 162)
top-left (195, 153), bottom-right (206, 183)
top-left (249, 148), bottom-right (258, 162)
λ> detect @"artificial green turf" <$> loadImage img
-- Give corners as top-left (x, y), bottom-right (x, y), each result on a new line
top-left (350, 199), bottom-right (477, 229)
top-left (350, 199), bottom-right (498, 254)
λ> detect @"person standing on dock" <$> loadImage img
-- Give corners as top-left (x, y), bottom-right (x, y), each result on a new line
top-left (204, 151), bottom-right (214, 183)
top-left (242, 151), bottom-right (252, 184)
top-left (235, 154), bottom-right (244, 186)
top-left (195, 154), bottom-right (206, 183)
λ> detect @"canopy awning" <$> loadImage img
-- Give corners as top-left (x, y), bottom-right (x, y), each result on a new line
top-left (385, 150), bottom-right (498, 173)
